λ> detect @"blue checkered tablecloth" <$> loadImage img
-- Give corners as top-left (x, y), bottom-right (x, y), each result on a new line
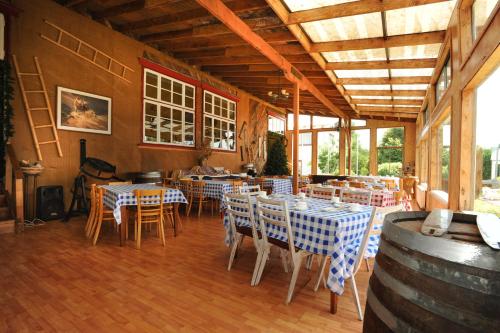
top-left (223, 195), bottom-right (372, 295)
top-left (248, 178), bottom-right (293, 194)
top-left (101, 184), bottom-right (187, 224)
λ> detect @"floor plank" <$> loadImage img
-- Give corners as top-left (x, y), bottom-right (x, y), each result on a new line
top-left (0, 212), bottom-right (371, 332)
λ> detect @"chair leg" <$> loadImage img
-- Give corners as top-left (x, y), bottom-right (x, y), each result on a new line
top-left (159, 218), bottom-right (166, 247)
top-left (251, 248), bottom-right (264, 286)
top-left (305, 255), bottom-right (313, 270)
top-left (92, 218), bottom-right (103, 246)
top-left (314, 255), bottom-right (328, 292)
top-left (286, 255), bottom-right (304, 304)
top-left (365, 258), bottom-right (370, 272)
top-left (351, 276), bottom-right (364, 321)
top-left (228, 233), bottom-right (241, 271)
top-left (255, 247), bottom-right (270, 286)
top-left (136, 220), bottom-right (142, 250)
top-left (186, 199), bottom-right (192, 217)
top-left (280, 249), bottom-right (289, 273)
top-left (198, 200), bottom-right (203, 217)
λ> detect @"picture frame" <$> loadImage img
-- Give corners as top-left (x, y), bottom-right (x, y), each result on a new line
top-left (57, 86), bottom-right (112, 135)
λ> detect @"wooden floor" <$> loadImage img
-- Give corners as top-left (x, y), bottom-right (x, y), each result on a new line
top-left (0, 211), bottom-right (372, 332)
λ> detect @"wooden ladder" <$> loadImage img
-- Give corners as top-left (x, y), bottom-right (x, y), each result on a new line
top-left (12, 55), bottom-right (63, 161)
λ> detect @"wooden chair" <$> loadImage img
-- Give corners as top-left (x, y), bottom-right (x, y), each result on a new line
top-left (225, 193), bottom-right (263, 285)
top-left (341, 188), bottom-right (372, 205)
top-left (254, 177), bottom-right (272, 195)
top-left (187, 181), bottom-right (210, 217)
top-left (327, 180), bottom-right (346, 187)
top-left (134, 189), bottom-right (166, 249)
top-left (348, 181), bottom-right (366, 189)
top-left (230, 179), bottom-right (244, 194)
top-left (239, 185), bottom-right (261, 194)
top-left (162, 185), bottom-right (180, 236)
top-left (179, 178), bottom-right (193, 214)
top-left (91, 187), bottom-right (117, 245)
top-left (85, 184), bottom-right (98, 238)
top-left (402, 177), bottom-right (416, 199)
top-left (108, 181), bottom-right (132, 185)
top-left (255, 197), bottom-right (315, 304)
top-left (381, 178), bottom-right (397, 190)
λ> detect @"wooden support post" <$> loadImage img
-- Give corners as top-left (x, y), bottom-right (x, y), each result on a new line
top-left (347, 120), bottom-right (352, 175)
top-left (292, 82), bottom-right (299, 194)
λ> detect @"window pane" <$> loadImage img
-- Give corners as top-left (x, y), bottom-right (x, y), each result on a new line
top-left (313, 116), bottom-right (339, 129)
top-left (146, 72), bottom-right (158, 86)
top-left (299, 132), bottom-right (312, 175)
top-left (172, 109), bottom-right (183, 144)
top-left (299, 114), bottom-right (311, 129)
top-left (159, 106), bottom-right (171, 143)
top-left (145, 84), bottom-right (157, 99)
top-left (473, 66), bottom-right (500, 216)
top-left (317, 131), bottom-right (340, 175)
top-left (472, 0), bottom-right (498, 40)
top-left (269, 116), bottom-right (285, 134)
top-left (438, 117), bottom-right (451, 192)
top-left (377, 127), bottom-right (404, 176)
top-left (351, 119), bottom-right (366, 127)
top-left (144, 102), bottom-right (157, 142)
top-left (351, 129), bottom-right (370, 175)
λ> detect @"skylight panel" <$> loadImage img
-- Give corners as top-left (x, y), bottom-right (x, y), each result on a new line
top-left (392, 84), bottom-right (429, 90)
top-left (352, 95), bottom-right (392, 100)
top-left (390, 68), bottom-right (435, 77)
top-left (388, 44), bottom-right (442, 60)
top-left (301, 12), bottom-right (383, 42)
top-left (283, 0), bottom-right (358, 12)
top-left (323, 48), bottom-right (387, 62)
top-left (334, 69), bottom-right (389, 78)
top-left (344, 84), bottom-right (391, 90)
top-left (385, 1), bottom-right (457, 35)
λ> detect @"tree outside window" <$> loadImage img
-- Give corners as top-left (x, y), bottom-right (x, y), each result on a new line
top-left (377, 127), bottom-right (404, 176)
top-left (317, 131), bottom-right (340, 175)
top-left (350, 129), bottom-right (370, 175)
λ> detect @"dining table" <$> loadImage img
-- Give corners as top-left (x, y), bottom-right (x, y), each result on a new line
top-left (222, 194), bottom-right (373, 314)
top-left (248, 177), bottom-right (293, 194)
top-left (101, 184), bottom-right (187, 245)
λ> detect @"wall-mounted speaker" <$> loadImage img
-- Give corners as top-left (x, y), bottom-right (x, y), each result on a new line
top-left (36, 186), bottom-right (64, 221)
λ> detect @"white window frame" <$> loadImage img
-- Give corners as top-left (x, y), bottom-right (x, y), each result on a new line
top-left (203, 90), bottom-right (237, 151)
top-left (142, 68), bottom-right (195, 147)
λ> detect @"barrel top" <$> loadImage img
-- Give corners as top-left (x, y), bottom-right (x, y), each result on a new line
top-left (383, 211), bottom-right (500, 273)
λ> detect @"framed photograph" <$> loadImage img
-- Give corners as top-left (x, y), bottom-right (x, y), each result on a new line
top-left (57, 87), bottom-right (112, 135)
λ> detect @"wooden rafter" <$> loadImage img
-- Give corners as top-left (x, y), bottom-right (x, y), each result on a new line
top-left (357, 106), bottom-right (420, 113)
top-left (325, 59), bottom-right (437, 70)
top-left (286, 0), bottom-right (450, 24)
top-left (359, 111), bottom-right (418, 119)
top-left (310, 31), bottom-right (445, 52)
top-left (337, 76), bottom-right (431, 85)
top-left (92, 0), bottom-right (145, 20)
top-left (195, 0), bottom-right (349, 118)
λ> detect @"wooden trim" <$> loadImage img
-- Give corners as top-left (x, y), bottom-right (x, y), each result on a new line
top-left (139, 57), bottom-right (201, 87)
top-left (137, 143), bottom-right (197, 151)
top-left (201, 83), bottom-right (239, 102)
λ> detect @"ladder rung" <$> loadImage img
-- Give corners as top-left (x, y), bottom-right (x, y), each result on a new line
top-left (35, 124), bottom-right (53, 129)
top-left (25, 90), bottom-right (44, 93)
top-left (19, 73), bottom-right (39, 76)
top-left (39, 140), bottom-right (57, 145)
top-left (30, 107), bottom-right (49, 111)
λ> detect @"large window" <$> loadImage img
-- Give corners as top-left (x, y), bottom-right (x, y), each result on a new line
top-left (317, 131), bottom-right (340, 175)
top-left (351, 119), bottom-right (366, 127)
top-left (268, 115), bottom-right (285, 134)
top-left (437, 116), bottom-right (451, 192)
top-left (143, 68), bottom-right (195, 146)
top-left (287, 113), bottom-right (311, 130)
top-left (472, 66), bottom-right (500, 216)
top-left (436, 56), bottom-right (452, 103)
top-left (299, 132), bottom-right (312, 175)
top-left (472, 0), bottom-right (499, 41)
top-left (204, 91), bottom-right (236, 151)
top-left (350, 129), bottom-right (370, 175)
top-left (313, 116), bottom-right (339, 129)
top-left (377, 127), bottom-right (404, 176)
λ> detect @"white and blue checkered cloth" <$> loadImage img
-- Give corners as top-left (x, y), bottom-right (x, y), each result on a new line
top-left (223, 195), bottom-right (372, 295)
top-left (265, 178), bottom-right (293, 194)
top-left (101, 184), bottom-right (187, 224)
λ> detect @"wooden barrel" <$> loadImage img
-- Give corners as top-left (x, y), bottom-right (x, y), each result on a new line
top-left (363, 211), bottom-right (500, 333)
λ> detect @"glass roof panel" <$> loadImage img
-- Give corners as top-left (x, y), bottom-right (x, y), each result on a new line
top-left (344, 84), bottom-right (391, 90)
top-left (323, 48), bottom-right (387, 62)
top-left (390, 68), bottom-right (435, 77)
top-left (301, 12), bottom-right (383, 42)
top-left (352, 95), bottom-right (392, 99)
top-left (385, 1), bottom-right (457, 35)
top-left (334, 69), bottom-right (389, 78)
top-left (388, 43), bottom-right (442, 60)
top-left (283, 0), bottom-right (358, 12)
top-left (392, 84), bottom-right (429, 90)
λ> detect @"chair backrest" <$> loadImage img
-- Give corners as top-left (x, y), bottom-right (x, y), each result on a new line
top-left (179, 178), bottom-right (193, 194)
top-left (402, 177), bottom-right (415, 192)
top-left (341, 188), bottom-right (372, 205)
top-left (239, 184), bottom-right (261, 194)
top-left (230, 180), bottom-right (244, 194)
top-left (328, 180), bottom-right (346, 187)
top-left (190, 181), bottom-right (206, 198)
top-left (310, 187), bottom-right (338, 200)
top-left (108, 181), bottom-right (132, 185)
top-left (352, 205), bottom-right (404, 275)
top-left (256, 197), bottom-right (296, 255)
top-left (381, 178), bottom-right (397, 190)
top-left (349, 181), bottom-right (366, 189)
top-left (134, 189), bottom-right (165, 222)
top-left (224, 193), bottom-right (259, 244)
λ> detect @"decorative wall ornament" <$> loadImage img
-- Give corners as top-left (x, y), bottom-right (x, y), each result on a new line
top-left (57, 87), bottom-right (111, 135)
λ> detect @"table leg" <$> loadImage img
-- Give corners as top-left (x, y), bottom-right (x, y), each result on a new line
top-left (330, 291), bottom-right (338, 314)
top-left (120, 206), bottom-right (128, 246)
top-left (173, 203), bottom-right (181, 236)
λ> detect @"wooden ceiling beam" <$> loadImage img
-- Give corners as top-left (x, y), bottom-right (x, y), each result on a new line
top-left (310, 31), bottom-right (446, 52)
top-left (195, 0), bottom-right (349, 118)
top-left (286, 0), bottom-right (450, 24)
top-left (352, 98), bottom-right (422, 106)
top-left (359, 111), bottom-right (418, 119)
top-left (210, 70), bottom-right (326, 78)
top-left (189, 54), bottom-right (316, 66)
top-left (325, 58), bottom-right (437, 70)
top-left (92, 0), bottom-right (145, 20)
top-left (337, 76), bottom-right (431, 85)
top-left (357, 106), bottom-right (420, 113)
top-left (225, 44), bottom-right (307, 57)
top-left (345, 89), bottom-right (427, 96)
top-left (118, 0), bottom-right (269, 32)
